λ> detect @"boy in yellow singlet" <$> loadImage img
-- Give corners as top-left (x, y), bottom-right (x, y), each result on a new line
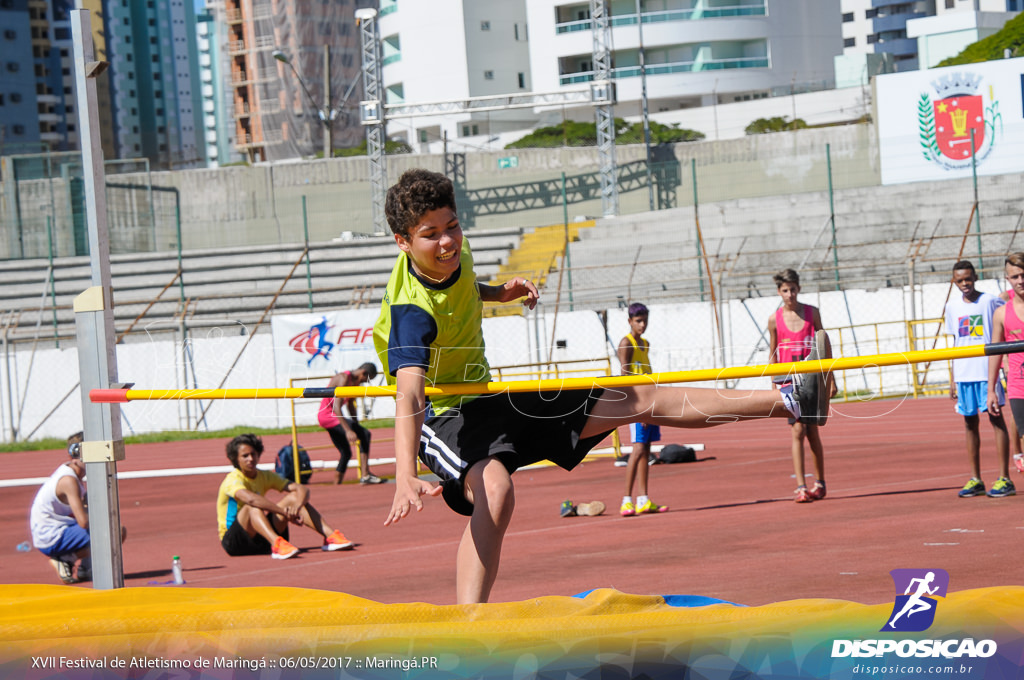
top-left (617, 302), bottom-right (668, 516)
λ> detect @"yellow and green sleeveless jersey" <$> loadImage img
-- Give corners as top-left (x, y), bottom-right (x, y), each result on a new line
top-left (216, 468), bottom-right (288, 539)
top-left (373, 239), bottom-right (490, 415)
top-left (624, 334), bottom-right (652, 375)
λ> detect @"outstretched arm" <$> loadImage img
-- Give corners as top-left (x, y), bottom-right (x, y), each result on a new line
top-left (385, 367), bottom-right (442, 526)
top-left (478, 277), bottom-right (539, 309)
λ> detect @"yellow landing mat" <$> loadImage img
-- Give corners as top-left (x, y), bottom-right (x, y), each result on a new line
top-left (1, 584), bottom-right (1021, 678)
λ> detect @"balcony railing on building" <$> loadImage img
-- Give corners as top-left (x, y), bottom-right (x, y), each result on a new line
top-left (555, 2), bottom-right (767, 34)
top-left (230, 67), bottom-right (277, 86)
top-left (559, 55), bottom-right (769, 85)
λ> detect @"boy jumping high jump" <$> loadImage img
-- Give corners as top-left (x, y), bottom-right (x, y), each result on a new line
top-left (373, 169), bottom-right (830, 604)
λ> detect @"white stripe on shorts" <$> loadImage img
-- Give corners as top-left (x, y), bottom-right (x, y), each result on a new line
top-left (420, 423), bottom-right (464, 479)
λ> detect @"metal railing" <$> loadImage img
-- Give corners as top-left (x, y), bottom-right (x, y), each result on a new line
top-left (560, 56), bottom-right (769, 84)
top-left (555, 3), bottom-right (767, 33)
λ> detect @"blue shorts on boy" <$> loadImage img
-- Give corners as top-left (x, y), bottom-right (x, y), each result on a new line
top-left (37, 523), bottom-right (90, 559)
top-left (955, 380), bottom-right (1005, 417)
top-left (630, 422), bottom-right (661, 444)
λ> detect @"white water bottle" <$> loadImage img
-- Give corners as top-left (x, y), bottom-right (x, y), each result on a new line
top-left (171, 555), bottom-right (185, 585)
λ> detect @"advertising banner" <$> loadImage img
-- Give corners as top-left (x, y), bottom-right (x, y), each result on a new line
top-left (270, 309), bottom-right (380, 380)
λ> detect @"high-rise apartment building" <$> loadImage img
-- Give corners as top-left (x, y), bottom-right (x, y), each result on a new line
top-left (864, 0), bottom-right (935, 71)
top-left (196, 9), bottom-right (240, 166)
top-left (908, 0), bottom-right (1021, 68)
top-left (376, 0), bottom-right (536, 149)
top-left (841, 0), bottom-right (1019, 74)
top-left (0, 0), bottom-right (114, 155)
top-left (1, 0), bottom-right (40, 153)
top-left (374, 0), bottom-right (844, 149)
top-left (103, 0), bottom-right (205, 168)
top-left (222, 0), bottom-right (370, 162)
top-left (528, 0), bottom-right (842, 114)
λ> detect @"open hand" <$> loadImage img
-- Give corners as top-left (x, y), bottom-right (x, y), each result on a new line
top-left (385, 475), bottom-right (443, 526)
top-left (501, 277), bottom-right (539, 310)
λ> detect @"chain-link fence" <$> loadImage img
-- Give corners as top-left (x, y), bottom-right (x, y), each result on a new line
top-left (0, 275), bottom-right (999, 444)
top-left (2, 122), bottom-right (876, 259)
top-left (3, 122), bottom-right (1023, 443)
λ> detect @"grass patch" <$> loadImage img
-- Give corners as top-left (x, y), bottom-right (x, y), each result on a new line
top-left (0, 419), bottom-right (396, 454)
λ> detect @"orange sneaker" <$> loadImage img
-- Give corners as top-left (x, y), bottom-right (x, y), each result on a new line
top-left (322, 530), bottom-right (354, 551)
top-left (794, 486), bottom-right (813, 503)
top-left (271, 536), bottom-right (299, 560)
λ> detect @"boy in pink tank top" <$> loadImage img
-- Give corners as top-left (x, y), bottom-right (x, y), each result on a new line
top-left (768, 269), bottom-right (836, 503)
top-left (988, 253), bottom-right (1024, 479)
top-left (996, 284), bottom-right (1024, 471)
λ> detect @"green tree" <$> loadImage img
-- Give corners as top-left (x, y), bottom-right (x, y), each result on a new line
top-left (333, 139), bottom-right (412, 157)
top-left (744, 117), bottom-right (808, 135)
top-left (505, 118), bottom-right (703, 149)
top-left (615, 119), bottom-right (705, 144)
top-left (936, 12), bottom-right (1024, 67)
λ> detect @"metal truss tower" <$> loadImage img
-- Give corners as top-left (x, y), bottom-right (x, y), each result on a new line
top-left (357, 3), bottom-right (620, 227)
top-left (356, 8), bottom-right (387, 234)
top-left (590, 0), bottom-right (618, 217)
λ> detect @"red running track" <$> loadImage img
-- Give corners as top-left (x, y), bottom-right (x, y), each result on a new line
top-left (2, 396), bottom-right (1021, 605)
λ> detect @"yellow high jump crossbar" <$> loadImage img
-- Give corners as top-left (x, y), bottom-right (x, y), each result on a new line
top-left (90, 341), bottom-right (1024, 403)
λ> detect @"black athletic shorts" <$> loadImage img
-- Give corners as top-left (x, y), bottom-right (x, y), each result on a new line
top-left (221, 513), bottom-right (289, 556)
top-left (1010, 398), bottom-right (1024, 435)
top-left (418, 388), bottom-right (611, 516)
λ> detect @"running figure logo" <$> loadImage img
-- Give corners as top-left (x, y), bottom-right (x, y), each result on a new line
top-left (288, 316), bottom-right (335, 367)
top-left (882, 568), bottom-right (949, 632)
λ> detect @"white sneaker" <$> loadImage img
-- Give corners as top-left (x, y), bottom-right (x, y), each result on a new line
top-left (49, 558), bottom-right (77, 584)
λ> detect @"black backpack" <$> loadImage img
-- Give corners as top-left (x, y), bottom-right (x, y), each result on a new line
top-left (275, 444), bottom-right (313, 484)
top-left (658, 444), bottom-right (696, 464)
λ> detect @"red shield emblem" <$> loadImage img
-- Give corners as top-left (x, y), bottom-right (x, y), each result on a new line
top-left (933, 95), bottom-right (985, 160)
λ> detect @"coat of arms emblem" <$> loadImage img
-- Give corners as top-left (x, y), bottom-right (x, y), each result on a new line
top-left (918, 72), bottom-right (1002, 170)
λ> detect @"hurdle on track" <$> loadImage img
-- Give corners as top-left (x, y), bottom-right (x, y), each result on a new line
top-left (90, 340), bottom-right (1024, 403)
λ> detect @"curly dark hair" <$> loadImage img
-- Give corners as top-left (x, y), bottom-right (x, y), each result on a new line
top-left (384, 169), bottom-right (456, 238)
top-left (226, 433), bottom-right (264, 469)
